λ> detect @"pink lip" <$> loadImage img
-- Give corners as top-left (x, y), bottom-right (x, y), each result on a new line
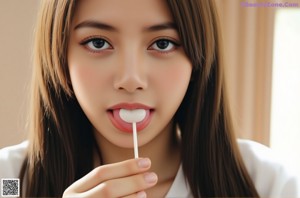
top-left (107, 103), bottom-right (154, 133)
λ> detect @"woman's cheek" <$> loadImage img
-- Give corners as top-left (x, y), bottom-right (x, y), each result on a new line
top-left (149, 59), bottom-right (192, 126)
top-left (68, 59), bottom-right (108, 114)
top-left (154, 61), bottom-right (192, 100)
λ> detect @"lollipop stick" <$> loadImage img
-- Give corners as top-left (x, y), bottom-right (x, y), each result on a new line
top-left (132, 122), bottom-right (139, 158)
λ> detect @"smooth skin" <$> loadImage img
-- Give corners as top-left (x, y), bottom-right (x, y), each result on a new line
top-left (64, 158), bottom-right (156, 197)
top-left (65, 0), bottom-right (192, 197)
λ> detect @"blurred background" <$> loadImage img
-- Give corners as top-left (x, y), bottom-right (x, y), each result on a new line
top-left (0, 0), bottom-right (38, 147)
top-left (215, 0), bottom-right (300, 177)
top-left (0, 0), bottom-right (299, 176)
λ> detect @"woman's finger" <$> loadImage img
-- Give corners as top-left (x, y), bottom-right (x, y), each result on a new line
top-left (65, 158), bottom-right (151, 193)
top-left (82, 172), bottom-right (157, 197)
top-left (123, 191), bottom-right (147, 198)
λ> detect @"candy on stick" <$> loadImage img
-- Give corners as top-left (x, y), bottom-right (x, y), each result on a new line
top-left (119, 109), bottom-right (146, 158)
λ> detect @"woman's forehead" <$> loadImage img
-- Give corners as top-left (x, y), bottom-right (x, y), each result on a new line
top-left (72, 0), bottom-right (174, 30)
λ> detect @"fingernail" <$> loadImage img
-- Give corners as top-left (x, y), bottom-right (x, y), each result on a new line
top-left (144, 172), bottom-right (157, 184)
top-left (138, 158), bottom-right (151, 169)
top-left (137, 191), bottom-right (147, 198)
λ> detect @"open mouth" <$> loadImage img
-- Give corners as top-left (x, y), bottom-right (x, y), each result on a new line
top-left (107, 105), bottom-right (154, 133)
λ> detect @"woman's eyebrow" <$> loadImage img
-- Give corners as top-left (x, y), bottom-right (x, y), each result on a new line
top-left (74, 20), bottom-right (117, 31)
top-left (74, 20), bottom-right (177, 32)
top-left (144, 22), bottom-right (177, 32)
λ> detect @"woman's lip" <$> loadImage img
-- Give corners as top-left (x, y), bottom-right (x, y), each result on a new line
top-left (108, 103), bottom-right (153, 110)
top-left (107, 103), bottom-right (154, 133)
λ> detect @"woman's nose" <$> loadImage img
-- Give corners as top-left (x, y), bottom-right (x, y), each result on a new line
top-left (113, 52), bottom-right (148, 93)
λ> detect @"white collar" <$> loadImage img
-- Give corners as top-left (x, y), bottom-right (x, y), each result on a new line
top-left (165, 165), bottom-right (191, 198)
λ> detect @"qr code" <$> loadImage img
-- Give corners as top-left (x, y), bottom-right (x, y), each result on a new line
top-left (1, 179), bottom-right (20, 197)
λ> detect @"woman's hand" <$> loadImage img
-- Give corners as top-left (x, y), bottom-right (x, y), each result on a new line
top-left (63, 158), bottom-right (157, 198)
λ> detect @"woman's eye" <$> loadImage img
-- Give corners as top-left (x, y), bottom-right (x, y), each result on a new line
top-left (149, 39), bottom-right (177, 52)
top-left (81, 38), bottom-right (112, 52)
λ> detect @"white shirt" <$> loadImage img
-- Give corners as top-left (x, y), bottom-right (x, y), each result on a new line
top-left (1, 140), bottom-right (299, 197)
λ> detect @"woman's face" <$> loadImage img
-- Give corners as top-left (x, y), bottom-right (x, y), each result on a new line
top-left (68, 0), bottom-right (192, 148)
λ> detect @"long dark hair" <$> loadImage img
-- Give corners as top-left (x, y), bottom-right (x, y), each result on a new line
top-left (20, 0), bottom-right (259, 197)
top-left (168, 1), bottom-right (259, 196)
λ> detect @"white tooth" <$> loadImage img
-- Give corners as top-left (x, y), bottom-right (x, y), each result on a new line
top-left (119, 109), bottom-right (146, 123)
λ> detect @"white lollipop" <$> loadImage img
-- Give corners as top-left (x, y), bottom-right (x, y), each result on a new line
top-left (119, 109), bottom-right (146, 158)
top-left (119, 109), bottom-right (146, 123)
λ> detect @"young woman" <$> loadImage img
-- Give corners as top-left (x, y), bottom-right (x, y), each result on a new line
top-left (0, 0), bottom-right (299, 197)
